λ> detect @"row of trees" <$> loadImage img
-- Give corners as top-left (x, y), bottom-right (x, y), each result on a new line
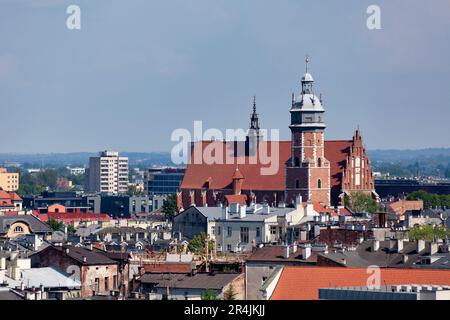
top-left (406, 190), bottom-right (450, 209)
top-left (13, 167), bottom-right (86, 196)
top-left (344, 192), bottom-right (381, 214)
top-left (408, 224), bottom-right (449, 241)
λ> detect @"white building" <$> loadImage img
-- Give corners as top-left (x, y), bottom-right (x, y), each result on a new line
top-left (88, 151), bottom-right (129, 194)
top-left (67, 167), bottom-right (86, 175)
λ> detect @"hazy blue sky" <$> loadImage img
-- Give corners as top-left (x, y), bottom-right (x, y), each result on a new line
top-left (1, 0), bottom-right (449, 153)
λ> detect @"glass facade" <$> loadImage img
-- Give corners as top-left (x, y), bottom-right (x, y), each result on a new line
top-left (146, 169), bottom-right (185, 195)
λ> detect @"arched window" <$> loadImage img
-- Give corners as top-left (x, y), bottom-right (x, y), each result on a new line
top-left (294, 157), bottom-right (300, 167)
top-left (295, 180), bottom-right (300, 189)
top-left (317, 157), bottom-right (322, 167)
top-left (318, 179), bottom-right (322, 189)
top-left (14, 226), bottom-right (24, 233)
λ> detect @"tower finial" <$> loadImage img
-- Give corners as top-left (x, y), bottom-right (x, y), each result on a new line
top-left (305, 54), bottom-right (310, 73)
top-left (253, 95), bottom-right (256, 112)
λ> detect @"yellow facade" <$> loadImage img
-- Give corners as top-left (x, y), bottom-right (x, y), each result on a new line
top-left (0, 168), bottom-right (19, 191)
top-left (6, 221), bottom-right (31, 238)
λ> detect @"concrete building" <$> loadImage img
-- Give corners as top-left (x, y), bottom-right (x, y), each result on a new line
top-left (88, 151), bottom-right (129, 194)
top-left (0, 168), bottom-right (19, 192)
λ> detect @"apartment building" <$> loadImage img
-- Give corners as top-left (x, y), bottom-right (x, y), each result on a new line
top-left (0, 168), bottom-right (19, 192)
top-left (88, 151), bottom-right (129, 194)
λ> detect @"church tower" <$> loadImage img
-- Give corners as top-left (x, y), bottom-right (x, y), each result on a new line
top-left (286, 56), bottom-right (331, 206)
top-left (247, 96), bottom-right (262, 156)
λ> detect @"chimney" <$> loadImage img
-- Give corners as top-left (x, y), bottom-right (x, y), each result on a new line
top-left (302, 245), bottom-right (311, 260)
top-left (402, 254), bottom-right (409, 264)
top-left (416, 240), bottom-right (425, 253)
top-left (222, 206), bottom-right (229, 220)
top-left (397, 239), bottom-right (404, 253)
top-left (372, 240), bottom-right (380, 252)
top-left (295, 194), bottom-right (302, 211)
top-left (262, 203), bottom-right (270, 214)
top-left (292, 243), bottom-right (298, 254)
top-left (430, 242), bottom-right (438, 255)
top-left (239, 205), bottom-right (247, 219)
top-left (283, 245), bottom-right (290, 259)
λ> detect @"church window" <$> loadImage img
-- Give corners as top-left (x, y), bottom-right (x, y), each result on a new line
top-left (317, 157), bottom-right (322, 167)
top-left (318, 179), bottom-right (322, 189)
top-left (294, 157), bottom-right (300, 167)
top-left (295, 180), bottom-right (300, 189)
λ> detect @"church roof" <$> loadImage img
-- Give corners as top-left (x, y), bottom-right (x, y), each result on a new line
top-left (181, 140), bottom-right (353, 192)
top-left (181, 141), bottom-right (291, 191)
top-left (324, 140), bottom-right (353, 191)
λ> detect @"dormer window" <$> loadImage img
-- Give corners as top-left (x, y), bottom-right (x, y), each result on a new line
top-left (14, 226), bottom-right (24, 233)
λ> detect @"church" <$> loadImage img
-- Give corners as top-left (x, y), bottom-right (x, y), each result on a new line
top-left (178, 58), bottom-right (377, 210)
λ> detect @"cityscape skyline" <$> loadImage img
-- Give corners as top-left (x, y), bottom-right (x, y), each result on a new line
top-left (1, 0), bottom-right (449, 153)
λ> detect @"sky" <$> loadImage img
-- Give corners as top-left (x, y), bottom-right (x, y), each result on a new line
top-left (0, 0), bottom-right (449, 153)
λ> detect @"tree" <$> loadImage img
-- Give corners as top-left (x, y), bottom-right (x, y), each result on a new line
top-left (407, 190), bottom-right (450, 209)
top-left (47, 218), bottom-right (64, 231)
top-left (409, 224), bottom-right (449, 241)
top-left (223, 284), bottom-right (237, 300)
top-left (67, 224), bottom-right (77, 234)
top-left (162, 193), bottom-right (178, 220)
top-left (188, 232), bottom-right (214, 255)
top-left (344, 192), bottom-right (381, 214)
top-left (201, 289), bottom-right (219, 300)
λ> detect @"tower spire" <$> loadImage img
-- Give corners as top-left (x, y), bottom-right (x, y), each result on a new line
top-left (249, 95), bottom-right (260, 130)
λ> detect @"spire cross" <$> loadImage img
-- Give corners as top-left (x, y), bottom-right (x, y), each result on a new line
top-left (305, 55), bottom-right (310, 73)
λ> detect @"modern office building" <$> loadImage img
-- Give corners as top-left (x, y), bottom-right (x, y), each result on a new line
top-left (144, 168), bottom-right (185, 195)
top-left (0, 167), bottom-right (19, 192)
top-left (88, 151), bottom-right (129, 194)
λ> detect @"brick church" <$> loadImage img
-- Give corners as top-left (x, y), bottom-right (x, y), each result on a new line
top-left (178, 58), bottom-right (377, 209)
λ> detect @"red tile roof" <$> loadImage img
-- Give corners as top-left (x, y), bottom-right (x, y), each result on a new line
top-left (181, 140), bottom-right (352, 191)
top-left (313, 203), bottom-right (352, 217)
top-left (0, 190), bottom-right (21, 207)
top-left (36, 212), bottom-right (111, 222)
top-left (142, 262), bottom-right (193, 274)
top-left (225, 194), bottom-right (247, 205)
top-left (270, 266), bottom-right (450, 300)
top-left (181, 141), bottom-right (291, 191)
